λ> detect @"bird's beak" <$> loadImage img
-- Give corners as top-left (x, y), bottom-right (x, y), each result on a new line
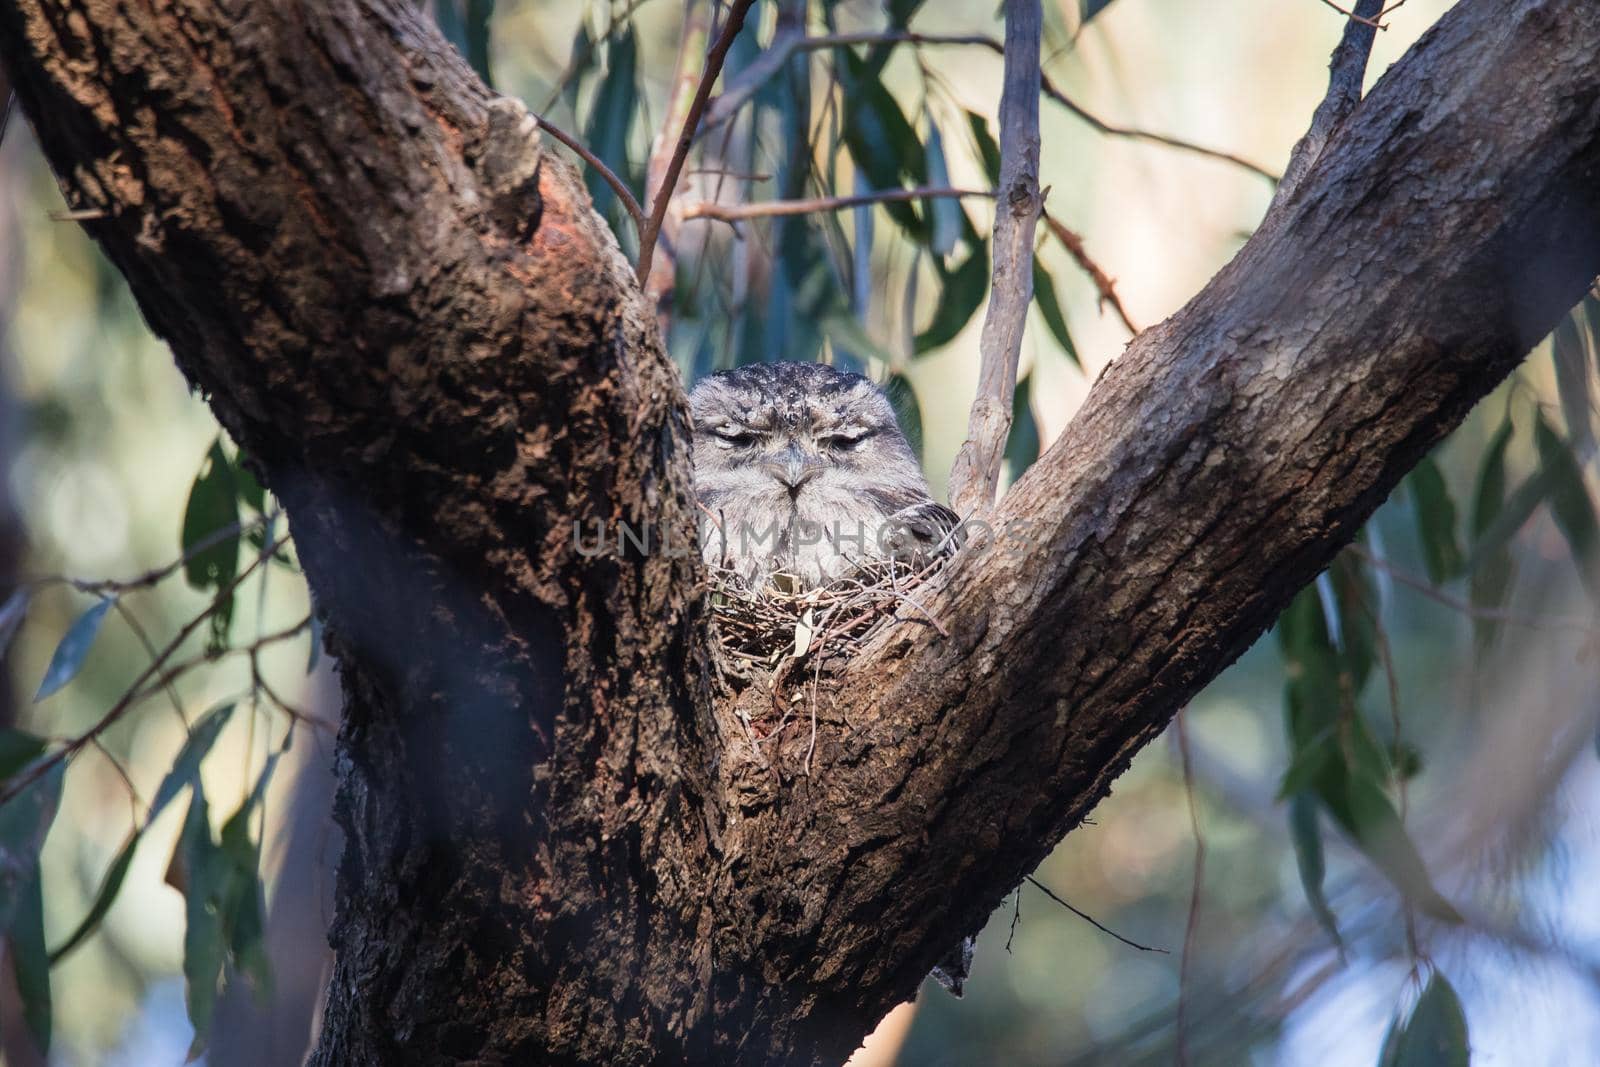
top-left (764, 446), bottom-right (824, 492)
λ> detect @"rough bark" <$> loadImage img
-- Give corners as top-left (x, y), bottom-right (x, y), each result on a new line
top-left (1, 0), bottom-right (1598, 1065)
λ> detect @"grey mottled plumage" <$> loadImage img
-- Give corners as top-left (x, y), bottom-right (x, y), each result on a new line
top-left (689, 362), bottom-right (959, 589)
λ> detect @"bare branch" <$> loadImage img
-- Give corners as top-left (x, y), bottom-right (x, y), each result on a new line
top-left (947, 0), bottom-right (1044, 516)
top-left (704, 28), bottom-right (1278, 183)
top-left (1277, 0), bottom-right (1386, 203)
top-left (682, 185), bottom-right (994, 222)
top-left (635, 0), bottom-right (758, 290)
top-left (533, 112), bottom-right (645, 229)
top-left (640, 0), bottom-right (713, 316)
top-left (1041, 209), bottom-right (1140, 335)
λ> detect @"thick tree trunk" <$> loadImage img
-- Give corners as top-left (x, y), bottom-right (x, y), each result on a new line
top-left (2, 0), bottom-right (1598, 1064)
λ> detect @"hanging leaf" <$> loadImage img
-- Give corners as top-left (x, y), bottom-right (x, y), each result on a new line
top-left (1407, 457), bottom-right (1463, 584)
top-left (914, 244), bottom-right (988, 353)
top-left (966, 111), bottom-right (1001, 185)
top-left (1534, 412), bottom-right (1600, 596)
top-left (178, 786), bottom-right (226, 1057)
top-left (1319, 763), bottom-right (1459, 922)
top-left (1081, 0), bottom-right (1119, 23)
top-left (1391, 973), bottom-right (1470, 1066)
top-left (1005, 374), bottom-right (1042, 481)
top-left (1554, 312), bottom-right (1593, 446)
top-left (884, 374), bottom-right (926, 465)
top-left (10, 862), bottom-right (52, 1053)
top-left (0, 588), bottom-right (27, 661)
top-left (582, 24), bottom-right (640, 222)
top-left (150, 703), bottom-right (238, 819)
top-left (234, 453), bottom-right (267, 513)
top-left (1032, 259), bottom-right (1082, 369)
top-left (1287, 792), bottom-right (1341, 948)
top-left (561, 21), bottom-right (596, 114)
top-left (49, 830), bottom-right (137, 963)
top-left (0, 762), bottom-right (64, 932)
top-left (1469, 415), bottom-right (1515, 650)
top-left (463, 0), bottom-right (495, 88)
top-left (0, 729), bottom-right (45, 783)
top-left (923, 119), bottom-right (962, 258)
top-left (182, 438), bottom-right (241, 649)
top-left (840, 51), bottom-right (928, 239)
top-left (34, 597), bottom-right (114, 702)
top-left (53, 702), bottom-right (240, 963)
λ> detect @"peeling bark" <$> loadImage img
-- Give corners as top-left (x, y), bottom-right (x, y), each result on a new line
top-left (2, 0), bottom-right (1598, 1064)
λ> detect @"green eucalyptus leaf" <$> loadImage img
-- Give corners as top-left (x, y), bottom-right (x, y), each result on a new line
top-left (966, 111), bottom-right (1001, 185)
top-left (10, 861), bottom-right (52, 1053)
top-left (0, 588), bottom-right (28, 662)
top-left (0, 762), bottom-right (64, 932)
top-left (1553, 310), bottom-right (1591, 448)
top-left (1534, 412), bottom-right (1600, 597)
top-left (34, 597), bottom-right (114, 702)
top-left (582, 24), bottom-right (640, 221)
top-left (1469, 416), bottom-right (1516, 650)
top-left (914, 245), bottom-right (988, 353)
top-left (1081, 0), bottom-right (1118, 22)
top-left (840, 51), bottom-right (927, 239)
top-left (923, 120), bottom-right (962, 258)
top-left (0, 729), bottom-right (46, 783)
top-left (463, 0), bottom-right (495, 87)
top-left (561, 21), bottom-right (595, 113)
top-left (50, 830), bottom-right (138, 963)
top-left (1319, 764), bottom-right (1459, 922)
top-left (884, 374), bottom-right (926, 466)
top-left (150, 703), bottom-right (237, 821)
top-left (182, 439), bottom-right (240, 650)
top-left (1408, 457), bottom-right (1463, 584)
top-left (1287, 791), bottom-right (1341, 948)
top-left (1032, 259), bottom-right (1081, 369)
top-left (1005, 374), bottom-right (1041, 481)
top-left (1393, 973), bottom-right (1470, 1067)
top-left (178, 785), bottom-right (226, 1058)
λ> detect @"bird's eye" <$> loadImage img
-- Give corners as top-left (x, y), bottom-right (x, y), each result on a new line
top-left (711, 427), bottom-right (757, 447)
top-left (819, 432), bottom-right (867, 451)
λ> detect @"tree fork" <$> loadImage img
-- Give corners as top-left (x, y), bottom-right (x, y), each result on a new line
top-left (1, 0), bottom-right (1599, 1064)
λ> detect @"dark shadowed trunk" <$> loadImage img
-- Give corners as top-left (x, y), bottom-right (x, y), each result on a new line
top-left (1, 0), bottom-right (1598, 1063)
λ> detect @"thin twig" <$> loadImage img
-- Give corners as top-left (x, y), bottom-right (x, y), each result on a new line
top-left (947, 0), bottom-right (1044, 516)
top-left (1313, 0), bottom-right (1391, 28)
top-left (0, 535), bottom-right (288, 807)
top-left (533, 113), bottom-right (645, 229)
top-left (22, 512), bottom-right (274, 596)
top-left (1175, 707), bottom-right (1205, 1067)
top-left (112, 599), bottom-right (190, 731)
top-left (683, 185), bottom-right (994, 222)
top-left (641, 0), bottom-right (715, 321)
top-left (1040, 209), bottom-right (1140, 335)
top-left (1024, 875), bottom-right (1168, 954)
top-left (635, 0), bottom-right (759, 289)
top-left (1346, 544), bottom-right (1600, 636)
top-left (1276, 0), bottom-right (1385, 204)
top-left (704, 29), bottom-right (1277, 183)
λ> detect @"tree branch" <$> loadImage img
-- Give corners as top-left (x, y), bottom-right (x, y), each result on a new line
top-left (704, 28), bottom-right (1278, 182)
top-left (634, 0), bottom-right (757, 290)
top-left (533, 112), bottom-right (645, 228)
top-left (947, 0), bottom-right (1044, 516)
top-left (1041, 209), bottom-right (1140, 335)
top-left (1277, 0), bottom-right (1386, 203)
top-left (3, 1), bottom-right (1599, 1065)
top-left (682, 185), bottom-right (994, 222)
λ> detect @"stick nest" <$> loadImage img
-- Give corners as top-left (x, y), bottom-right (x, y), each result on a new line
top-left (708, 555), bottom-right (950, 670)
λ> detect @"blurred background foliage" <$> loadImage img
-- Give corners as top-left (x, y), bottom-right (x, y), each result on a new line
top-left (3, 0), bottom-right (1600, 1064)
